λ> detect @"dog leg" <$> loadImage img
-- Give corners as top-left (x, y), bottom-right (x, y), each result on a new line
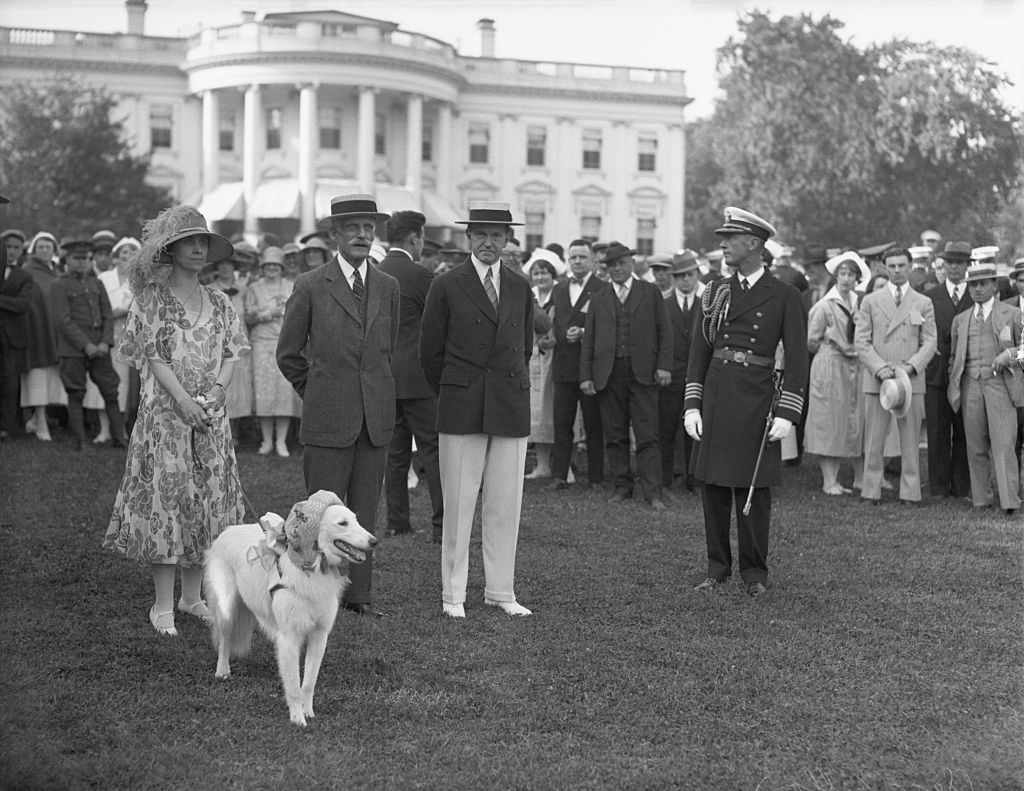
top-left (300, 627), bottom-right (330, 720)
top-left (276, 634), bottom-right (307, 726)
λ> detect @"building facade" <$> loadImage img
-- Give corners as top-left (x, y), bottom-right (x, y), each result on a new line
top-left (1, 5), bottom-right (690, 250)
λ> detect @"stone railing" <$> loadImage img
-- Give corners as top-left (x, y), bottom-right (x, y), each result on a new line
top-left (1, 26), bottom-right (184, 62)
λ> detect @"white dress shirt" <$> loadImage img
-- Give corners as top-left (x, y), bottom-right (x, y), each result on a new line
top-left (472, 256), bottom-right (500, 303)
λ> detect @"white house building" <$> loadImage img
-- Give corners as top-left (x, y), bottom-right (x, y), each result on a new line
top-left (1, 3), bottom-right (690, 251)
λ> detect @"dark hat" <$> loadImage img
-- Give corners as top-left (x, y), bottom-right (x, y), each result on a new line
top-left (0, 196), bottom-right (8, 204)
top-left (714, 206), bottom-right (776, 241)
top-left (299, 229), bottom-right (329, 245)
top-left (91, 230), bottom-right (117, 250)
top-left (801, 244), bottom-right (828, 267)
top-left (1, 228), bottom-right (26, 243)
top-left (592, 242), bottom-right (609, 252)
top-left (964, 263), bottom-right (998, 283)
top-left (672, 249), bottom-right (700, 274)
top-left (938, 241), bottom-right (972, 263)
top-left (648, 253), bottom-right (673, 269)
top-left (602, 241), bottom-right (637, 264)
top-left (60, 236), bottom-right (95, 253)
top-left (545, 242), bottom-right (565, 260)
top-left (152, 207), bottom-right (234, 264)
top-left (455, 201), bottom-right (523, 227)
top-left (317, 193), bottom-right (390, 228)
top-left (422, 238), bottom-right (443, 253)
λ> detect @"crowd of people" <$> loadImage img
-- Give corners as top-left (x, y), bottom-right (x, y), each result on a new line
top-left (2, 190), bottom-right (1022, 628)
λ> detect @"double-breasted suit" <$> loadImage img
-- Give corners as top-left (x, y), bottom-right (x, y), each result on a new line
top-left (659, 290), bottom-right (701, 489)
top-left (277, 255), bottom-right (400, 604)
top-left (947, 299), bottom-right (1024, 510)
top-left (549, 273), bottom-right (609, 484)
top-left (581, 277), bottom-right (672, 500)
top-left (925, 282), bottom-right (973, 497)
top-left (0, 265), bottom-right (34, 435)
top-left (854, 284), bottom-right (937, 502)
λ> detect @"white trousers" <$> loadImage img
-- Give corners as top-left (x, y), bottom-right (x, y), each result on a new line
top-left (439, 433), bottom-right (527, 605)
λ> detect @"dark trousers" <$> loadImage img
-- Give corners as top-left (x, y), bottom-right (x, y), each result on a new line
top-left (58, 355), bottom-right (126, 442)
top-left (925, 384), bottom-right (970, 497)
top-left (658, 388), bottom-right (695, 489)
top-left (303, 426), bottom-right (386, 604)
top-left (551, 380), bottom-right (604, 483)
top-left (385, 397), bottom-right (443, 539)
top-left (0, 334), bottom-right (24, 435)
top-left (701, 483), bottom-right (771, 585)
top-left (598, 358), bottom-right (661, 500)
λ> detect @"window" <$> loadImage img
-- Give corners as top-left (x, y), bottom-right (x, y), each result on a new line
top-left (526, 126), bottom-right (546, 167)
top-left (150, 104), bottom-right (172, 149)
top-left (422, 121), bottom-right (434, 162)
top-left (638, 134), bottom-right (657, 171)
top-left (582, 128), bottom-right (602, 170)
top-left (636, 217), bottom-right (656, 256)
top-left (525, 212), bottom-right (545, 251)
top-left (266, 107), bottom-right (282, 150)
top-left (580, 214), bottom-right (601, 243)
top-left (468, 122), bottom-right (490, 164)
top-left (375, 113), bottom-right (386, 155)
top-left (218, 114), bottom-right (234, 152)
top-left (319, 107), bottom-right (341, 149)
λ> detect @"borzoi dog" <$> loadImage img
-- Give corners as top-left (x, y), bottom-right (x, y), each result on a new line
top-left (205, 490), bottom-right (376, 726)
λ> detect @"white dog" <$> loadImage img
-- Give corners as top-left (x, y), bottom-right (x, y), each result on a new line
top-left (205, 490), bottom-right (376, 726)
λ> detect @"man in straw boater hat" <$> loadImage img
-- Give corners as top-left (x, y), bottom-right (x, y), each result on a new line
top-left (683, 207), bottom-right (808, 598)
top-left (420, 201), bottom-right (535, 618)
top-left (947, 263), bottom-right (1024, 514)
top-left (277, 194), bottom-right (400, 617)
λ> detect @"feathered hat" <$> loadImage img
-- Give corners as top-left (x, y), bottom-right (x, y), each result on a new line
top-left (129, 205), bottom-right (233, 294)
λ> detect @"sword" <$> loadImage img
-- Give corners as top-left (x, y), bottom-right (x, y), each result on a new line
top-left (743, 369), bottom-right (785, 516)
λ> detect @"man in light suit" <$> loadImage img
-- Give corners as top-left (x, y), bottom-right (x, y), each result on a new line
top-left (277, 194), bottom-right (400, 617)
top-left (855, 247), bottom-right (937, 503)
top-left (947, 263), bottom-right (1023, 514)
top-left (420, 201), bottom-right (534, 619)
top-left (580, 241), bottom-right (673, 509)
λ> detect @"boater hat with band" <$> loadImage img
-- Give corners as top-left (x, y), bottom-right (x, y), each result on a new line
top-left (317, 194), bottom-right (390, 228)
top-left (455, 201), bottom-right (523, 227)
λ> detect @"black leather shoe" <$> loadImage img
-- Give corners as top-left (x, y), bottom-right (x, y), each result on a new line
top-left (342, 602), bottom-right (385, 617)
top-left (747, 582), bottom-right (767, 598)
top-left (547, 479), bottom-right (569, 491)
top-left (693, 577), bottom-right (722, 592)
top-left (610, 490), bottom-right (631, 503)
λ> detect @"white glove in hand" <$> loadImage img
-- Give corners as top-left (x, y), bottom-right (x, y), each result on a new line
top-left (767, 416), bottom-right (793, 442)
top-left (683, 410), bottom-right (703, 441)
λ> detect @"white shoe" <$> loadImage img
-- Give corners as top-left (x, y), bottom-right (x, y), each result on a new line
top-left (524, 469), bottom-right (549, 480)
top-left (275, 443), bottom-right (290, 458)
top-left (257, 442), bottom-right (272, 455)
top-left (442, 603), bottom-right (465, 618)
top-left (485, 599), bottom-right (532, 616)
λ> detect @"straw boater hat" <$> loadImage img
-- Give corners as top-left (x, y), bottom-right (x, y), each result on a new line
top-left (825, 251), bottom-right (871, 283)
top-left (316, 194), bottom-right (390, 229)
top-left (130, 205), bottom-right (233, 294)
top-left (455, 201), bottom-right (523, 227)
top-left (964, 263), bottom-right (999, 284)
top-left (879, 367), bottom-right (913, 419)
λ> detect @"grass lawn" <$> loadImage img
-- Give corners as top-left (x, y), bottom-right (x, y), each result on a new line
top-left (1, 434), bottom-right (1022, 790)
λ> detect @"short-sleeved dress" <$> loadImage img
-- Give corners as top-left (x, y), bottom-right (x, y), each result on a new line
top-left (103, 283), bottom-right (250, 567)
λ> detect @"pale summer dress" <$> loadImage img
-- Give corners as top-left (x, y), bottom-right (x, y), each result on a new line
top-left (103, 283), bottom-right (250, 567)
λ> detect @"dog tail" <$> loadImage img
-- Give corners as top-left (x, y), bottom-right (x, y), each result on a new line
top-left (206, 555), bottom-right (255, 659)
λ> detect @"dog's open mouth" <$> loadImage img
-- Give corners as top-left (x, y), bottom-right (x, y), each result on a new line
top-left (333, 539), bottom-right (367, 563)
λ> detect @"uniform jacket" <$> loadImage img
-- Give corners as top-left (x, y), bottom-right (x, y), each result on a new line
top-left (925, 282), bottom-right (973, 389)
top-left (663, 291), bottom-right (700, 393)
top-left (420, 259), bottom-right (533, 437)
top-left (276, 256), bottom-right (400, 448)
top-left (376, 248), bottom-right (435, 400)
top-left (50, 271), bottom-right (115, 356)
top-left (22, 258), bottom-right (60, 369)
top-left (854, 285), bottom-right (937, 394)
top-left (947, 300), bottom-right (1024, 412)
top-left (580, 278), bottom-right (673, 390)
top-left (549, 273), bottom-right (609, 384)
top-left (0, 266), bottom-right (34, 349)
top-left (684, 272), bottom-right (808, 487)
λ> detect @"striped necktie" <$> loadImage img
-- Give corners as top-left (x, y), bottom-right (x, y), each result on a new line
top-left (894, 285), bottom-right (902, 307)
top-left (351, 267), bottom-right (364, 304)
top-left (484, 267), bottom-right (498, 312)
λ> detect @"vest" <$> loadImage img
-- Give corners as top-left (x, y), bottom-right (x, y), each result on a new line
top-left (614, 295), bottom-right (631, 359)
top-left (966, 310), bottom-right (997, 380)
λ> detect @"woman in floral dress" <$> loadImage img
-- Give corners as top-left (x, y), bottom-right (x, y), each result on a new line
top-left (104, 206), bottom-right (250, 637)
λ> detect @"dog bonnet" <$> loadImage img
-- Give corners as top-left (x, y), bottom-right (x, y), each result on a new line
top-left (282, 490), bottom-right (346, 570)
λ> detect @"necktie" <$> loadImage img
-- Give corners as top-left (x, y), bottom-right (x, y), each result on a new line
top-left (351, 268), bottom-right (364, 304)
top-left (484, 267), bottom-right (498, 312)
top-left (618, 284), bottom-right (628, 304)
top-left (975, 305), bottom-right (983, 323)
top-left (684, 295), bottom-right (692, 312)
top-left (740, 278), bottom-right (749, 292)
top-left (894, 286), bottom-right (902, 307)
top-left (954, 285), bottom-right (962, 303)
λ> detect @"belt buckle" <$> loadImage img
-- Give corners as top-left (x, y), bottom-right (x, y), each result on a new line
top-left (733, 350), bottom-right (747, 364)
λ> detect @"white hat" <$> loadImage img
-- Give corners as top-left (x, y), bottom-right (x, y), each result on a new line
top-left (908, 246), bottom-right (932, 259)
top-left (972, 245), bottom-right (999, 262)
top-left (764, 239), bottom-right (784, 259)
top-left (825, 251), bottom-right (871, 283)
top-left (522, 246), bottom-right (567, 277)
top-left (879, 368), bottom-right (913, 419)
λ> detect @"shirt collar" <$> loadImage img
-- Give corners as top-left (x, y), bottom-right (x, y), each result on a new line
top-left (888, 281), bottom-right (905, 300)
top-left (976, 296), bottom-right (996, 318)
top-left (737, 267), bottom-right (765, 289)
top-left (336, 254), bottom-right (366, 281)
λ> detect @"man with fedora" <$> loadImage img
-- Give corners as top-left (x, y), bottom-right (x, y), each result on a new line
top-left (548, 238), bottom-right (609, 490)
top-left (855, 246), bottom-right (937, 504)
top-left (420, 200), bottom-right (535, 618)
top-left (580, 241), bottom-right (673, 509)
top-left (947, 263), bottom-right (1024, 514)
top-left (924, 241), bottom-right (974, 498)
top-left (277, 194), bottom-right (400, 617)
top-left (659, 249), bottom-right (704, 492)
top-left (684, 208), bottom-right (808, 598)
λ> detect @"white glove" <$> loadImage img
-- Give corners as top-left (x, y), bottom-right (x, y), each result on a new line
top-left (683, 410), bottom-right (703, 441)
top-left (767, 416), bottom-right (793, 442)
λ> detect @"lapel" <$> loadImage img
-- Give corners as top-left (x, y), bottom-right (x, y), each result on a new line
top-left (988, 301), bottom-right (1013, 346)
top-left (885, 286), bottom-right (914, 338)
top-left (324, 259), bottom-right (363, 325)
top-left (571, 276), bottom-right (600, 314)
top-left (627, 279), bottom-right (644, 316)
top-left (364, 263), bottom-right (382, 330)
top-left (728, 271), bottom-right (773, 319)
top-left (496, 266), bottom-right (515, 328)
top-left (456, 262), bottom-right (498, 325)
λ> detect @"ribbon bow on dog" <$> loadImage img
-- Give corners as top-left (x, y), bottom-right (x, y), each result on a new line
top-left (246, 512), bottom-right (287, 570)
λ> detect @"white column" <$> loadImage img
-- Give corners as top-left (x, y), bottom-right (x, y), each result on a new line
top-left (497, 113), bottom-right (517, 198)
top-left (405, 94), bottom-right (423, 204)
top-left (554, 116), bottom-right (574, 243)
top-left (357, 86), bottom-right (376, 193)
top-left (201, 89), bottom-right (220, 196)
top-left (242, 84), bottom-right (262, 236)
top-left (298, 83), bottom-right (319, 233)
top-left (434, 102), bottom-right (453, 202)
top-left (666, 123), bottom-right (685, 248)
top-left (608, 121), bottom-right (631, 241)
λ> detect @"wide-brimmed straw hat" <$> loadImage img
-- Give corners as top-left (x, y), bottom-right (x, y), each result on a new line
top-left (317, 194), bottom-right (390, 229)
top-left (879, 368), bottom-right (913, 419)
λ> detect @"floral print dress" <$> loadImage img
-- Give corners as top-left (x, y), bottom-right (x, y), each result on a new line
top-left (104, 283), bottom-right (250, 567)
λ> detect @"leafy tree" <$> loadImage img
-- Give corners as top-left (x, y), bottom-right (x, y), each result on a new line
top-left (0, 74), bottom-right (170, 237)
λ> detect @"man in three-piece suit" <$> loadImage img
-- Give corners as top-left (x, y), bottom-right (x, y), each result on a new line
top-left (0, 226), bottom-right (34, 439)
top-left (420, 201), bottom-right (535, 619)
top-left (659, 250), bottom-right (704, 492)
top-left (376, 210), bottom-right (443, 542)
top-left (924, 241), bottom-right (973, 498)
top-left (684, 208), bottom-right (808, 598)
top-left (277, 194), bottom-right (400, 617)
top-left (854, 247), bottom-right (937, 503)
top-left (547, 239), bottom-right (609, 490)
top-left (948, 264), bottom-right (1024, 513)
top-left (580, 241), bottom-right (673, 510)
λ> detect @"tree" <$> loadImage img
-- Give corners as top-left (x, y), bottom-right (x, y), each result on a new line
top-left (0, 74), bottom-right (171, 237)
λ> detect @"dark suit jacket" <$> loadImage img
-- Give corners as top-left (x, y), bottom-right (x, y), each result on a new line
top-left (580, 278), bottom-right (673, 391)
top-left (663, 291), bottom-right (698, 393)
top-left (909, 266), bottom-right (938, 293)
top-left (925, 282), bottom-right (973, 389)
top-left (1004, 294), bottom-right (1024, 312)
top-left (420, 260), bottom-right (533, 437)
top-left (550, 273), bottom-right (609, 384)
top-left (0, 266), bottom-right (34, 349)
top-left (376, 248), bottom-right (434, 400)
top-left (948, 300), bottom-right (1024, 411)
top-left (277, 256), bottom-right (400, 449)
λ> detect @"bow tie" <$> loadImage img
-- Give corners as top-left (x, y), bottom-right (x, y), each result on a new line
top-left (571, 276), bottom-right (586, 285)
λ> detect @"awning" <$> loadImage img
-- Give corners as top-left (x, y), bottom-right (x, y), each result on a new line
top-left (197, 182), bottom-right (244, 222)
top-left (421, 191), bottom-right (462, 229)
top-left (251, 178), bottom-right (300, 219)
top-left (375, 184), bottom-right (419, 215)
top-left (315, 179), bottom-right (361, 219)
